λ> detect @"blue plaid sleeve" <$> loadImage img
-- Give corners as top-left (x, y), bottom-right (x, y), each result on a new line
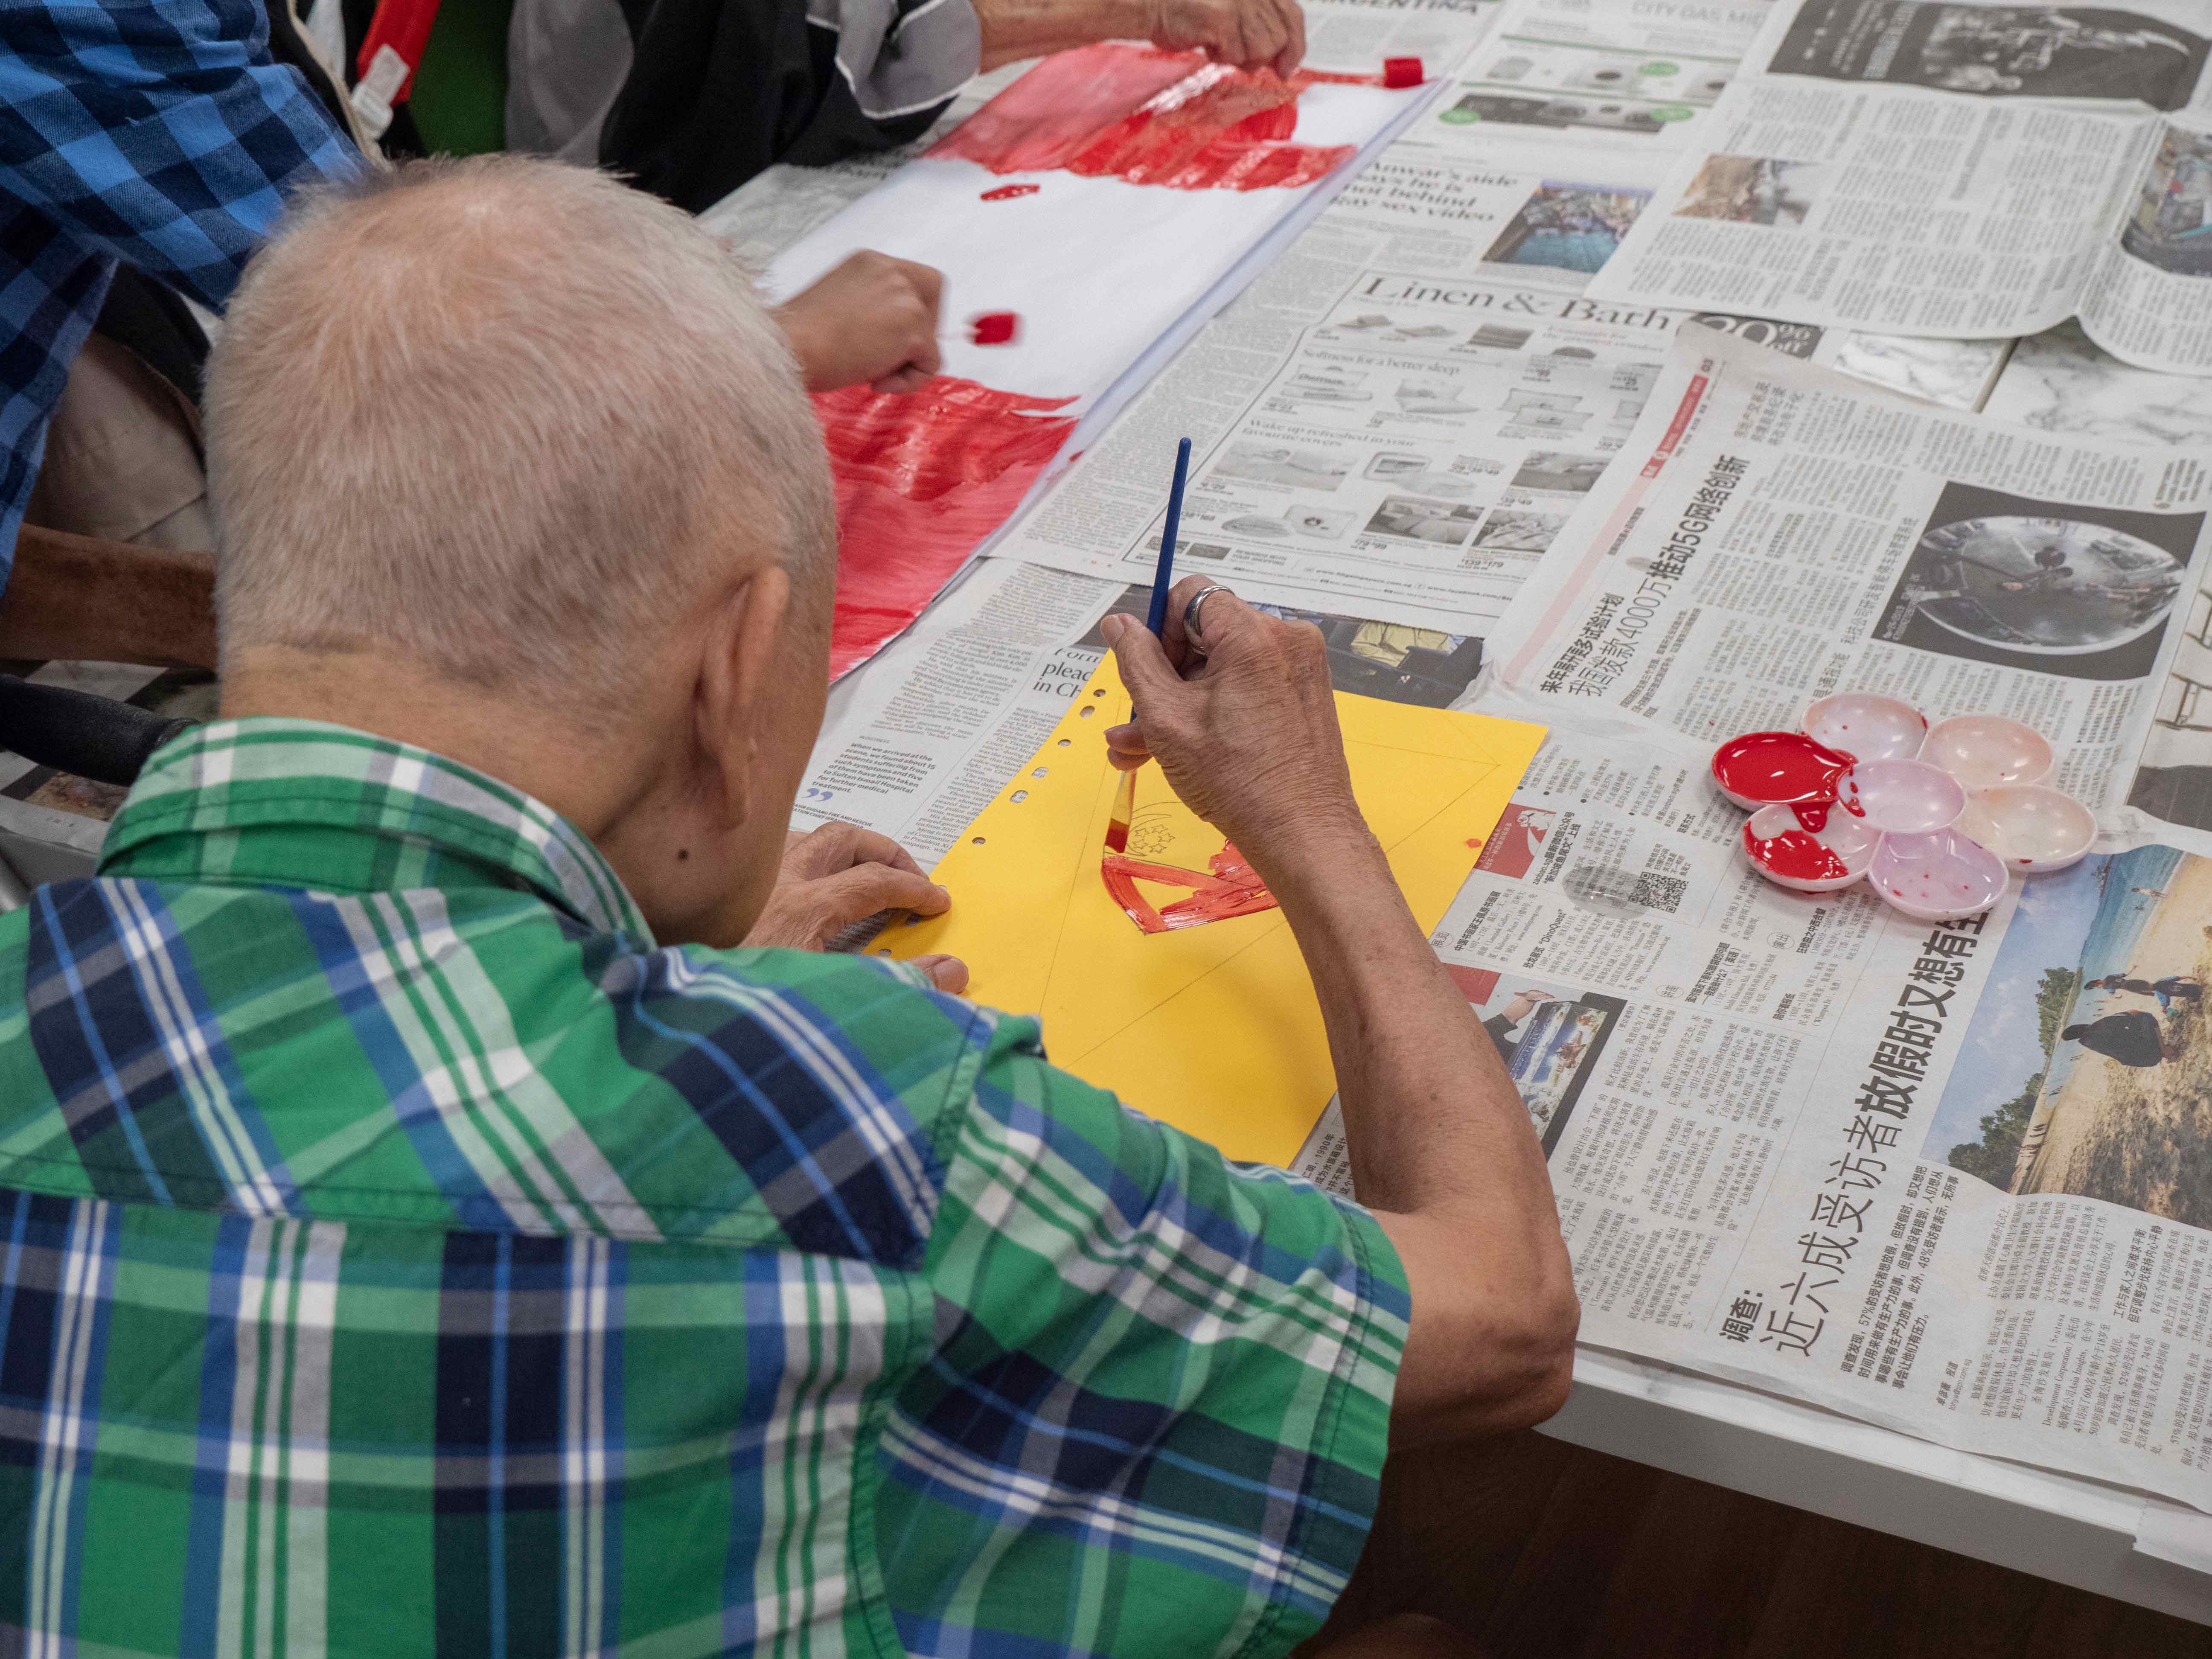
top-left (0, 0), bottom-right (359, 310)
top-left (878, 1010), bottom-right (1409, 1659)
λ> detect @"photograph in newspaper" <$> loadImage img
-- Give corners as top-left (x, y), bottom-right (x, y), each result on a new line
top-left (1483, 179), bottom-right (1654, 274)
top-left (2077, 117), bottom-right (2212, 373)
top-left (1930, 845), bottom-right (2212, 1226)
top-left (1873, 483), bottom-right (2197, 680)
top-left (1767, 0), bottom-right (2211, 108)
top-left (2128, 573), bottom-right (2212, 835)
top-left (1674, 153), bottom-right (1825, 227)
top-left (2125, 122), bottom-right (2212, 274)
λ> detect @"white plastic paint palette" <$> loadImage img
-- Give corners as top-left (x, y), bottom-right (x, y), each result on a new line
top-left (1709, 695), bottom-right (2094, 921)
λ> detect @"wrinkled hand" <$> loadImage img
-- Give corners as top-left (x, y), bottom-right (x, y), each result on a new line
top-left (744, 826), bottom-right (969, 992)
top-left (1146, 0), bottom-right (1305, 76)
top-left (1100, 576), bottom-right (1365, 873)
top-left (773, 252), bottom-right (944, 395)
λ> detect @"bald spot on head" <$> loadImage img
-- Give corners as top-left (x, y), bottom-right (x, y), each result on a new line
top-left (207, 155), bottom-right (836, 713)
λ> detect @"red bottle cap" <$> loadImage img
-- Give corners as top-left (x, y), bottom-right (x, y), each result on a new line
top-left (1383, 56), bottom-right (1423, 87)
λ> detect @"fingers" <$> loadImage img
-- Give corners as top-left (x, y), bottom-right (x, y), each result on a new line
top-left (911, 952), bottom-right (970, 994)
top-left (1180, 580), bottom-right (1264, 662)
top-left (783, 822), bottom-right (931, 881)
top-left (1157, 572), bottom-right (1217, 667)
top-left (872, 363), bottom-right (935, 395)
top-left (1238, 0), bottom-right (1286, 71)
top-left (1100, 612), bottom-right (1183, 711)
top-left (895, 256), bottom-right (944, 317)
top-left (814, 863), bottom-right (952, 936)
top-left (1272, 0), bottom-right (1304, 74)
top-left (876, 260), bottom-right (938, 387)
top-left (1105, 721), bottom-right (1151, 771)
top-left (782, 250), bottom-right (945, 393)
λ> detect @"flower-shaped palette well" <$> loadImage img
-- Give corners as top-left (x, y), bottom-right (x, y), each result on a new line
top-left (1711, 694), bottom-right (2096, 922)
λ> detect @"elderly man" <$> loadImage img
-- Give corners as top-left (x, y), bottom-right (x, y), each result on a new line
top-left (0, 157), bottom-right (1572, 1658)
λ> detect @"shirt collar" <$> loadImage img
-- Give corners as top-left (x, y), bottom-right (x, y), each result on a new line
top-left (99, 717), bottom-right (655, 942)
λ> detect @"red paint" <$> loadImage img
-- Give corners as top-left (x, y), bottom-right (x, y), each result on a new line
top-left (818, 377), bottom-right (1078, 678)
top-left (931, 44), bottom-right (1356, 190)
top-left (1103, 841), bottom-right (1279, 933)
top-left (969, 311), bottom-right (1019, 345)
top-left (1383, 55), bottom-right (1423, 87)
top-left (1793, 802), bottom-right (1828, 832)
top-left (1744, 823), bottom-right (1852, 882)
top-left (980, 184), bottom-right (1039, 201)
top-left (1711, 731), bottom-right (1854, 807)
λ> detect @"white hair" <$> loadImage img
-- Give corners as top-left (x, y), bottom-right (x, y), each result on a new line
top-left (207, 155), bottom-right (835, 710)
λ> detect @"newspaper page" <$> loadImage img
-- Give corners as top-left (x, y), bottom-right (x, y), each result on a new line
top-left (1581, 0), bottom-right (2212, 346)
top-left (1296, 721), bottom-right (2212, 1508)
top-left (1405, 0), bottom-right (1777, 162)
top-left (990, 144), bottom-right (2007, 637)
top-left (1492, 324), bottom-right (2212, 806)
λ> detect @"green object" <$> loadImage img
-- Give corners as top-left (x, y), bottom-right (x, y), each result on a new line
top-left (1639, 59), bottom-right (1679, 76)
top-left (1650, 103), bottom-right (1697, 122)
top-left (407, 0), bottom-right (515, 154)
top-left (1440, 105), bottom-right (1479, 124)
top-left (0, 717), bottom-right (1406, 1657)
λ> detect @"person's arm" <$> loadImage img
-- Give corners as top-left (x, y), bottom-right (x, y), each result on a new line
top-left (1100, 578), bottom-right (1578, 1438)
top-left (0, 525), bottom-right (215, 669)
top-left (0, 0), bottom-right (360, 311)
top-left (972, 0), bottom-right (1306, 74)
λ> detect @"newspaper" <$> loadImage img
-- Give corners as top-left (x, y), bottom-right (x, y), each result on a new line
top-left (990, 145), bottom-right (2008, 636)
top-left (1491, 324), bottom-right (2212, 807)
top-left (1291, 721), bottom-right (2212, 1508)
top-left (1580, 0), bottom-right (2212, 372)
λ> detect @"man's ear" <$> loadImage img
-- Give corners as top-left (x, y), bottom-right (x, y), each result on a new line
top-left (694, 564), bottom-right (794, 829)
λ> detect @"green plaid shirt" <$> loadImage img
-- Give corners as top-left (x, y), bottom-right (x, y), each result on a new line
top-left (0, 718), bottom-right (1406, 1659)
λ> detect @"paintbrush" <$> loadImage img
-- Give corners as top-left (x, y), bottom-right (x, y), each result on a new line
top-left (1106, 436), bottom-right (1193, 856)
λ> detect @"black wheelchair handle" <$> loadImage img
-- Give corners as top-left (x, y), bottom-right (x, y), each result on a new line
top-left (0, 675), bottom-right (197, 788)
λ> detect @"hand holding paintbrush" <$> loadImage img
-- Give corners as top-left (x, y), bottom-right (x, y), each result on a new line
top-left (1104, 437), bottom-right (1193, 855)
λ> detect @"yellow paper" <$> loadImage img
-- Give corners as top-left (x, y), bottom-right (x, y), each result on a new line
top-left (885, 660), bottom-right (1546, 1164)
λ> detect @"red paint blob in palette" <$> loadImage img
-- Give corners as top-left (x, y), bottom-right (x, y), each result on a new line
top-left (980, 184), bottom-right (1039, 201)
top-left (1743, 826), bottom-right (1851, 883)
top-left (968, 311), bottom-right (1019, 345)
top-left (1710, 730), bottom-right (1855, 806)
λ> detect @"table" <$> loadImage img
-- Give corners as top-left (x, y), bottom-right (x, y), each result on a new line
top-left (1552, 1348), bottom-right (2212, 1624)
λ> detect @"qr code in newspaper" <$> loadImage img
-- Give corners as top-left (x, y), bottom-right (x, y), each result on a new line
top-left (1631, 872), bottom-right (1686, 914)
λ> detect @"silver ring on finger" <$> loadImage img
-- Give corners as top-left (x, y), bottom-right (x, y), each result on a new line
top-left (1182, 584), bottom-right (1228, 654)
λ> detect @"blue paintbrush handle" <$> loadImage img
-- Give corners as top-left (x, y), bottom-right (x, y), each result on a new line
top-left (1145, 437), bottom-right (1192, 636)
